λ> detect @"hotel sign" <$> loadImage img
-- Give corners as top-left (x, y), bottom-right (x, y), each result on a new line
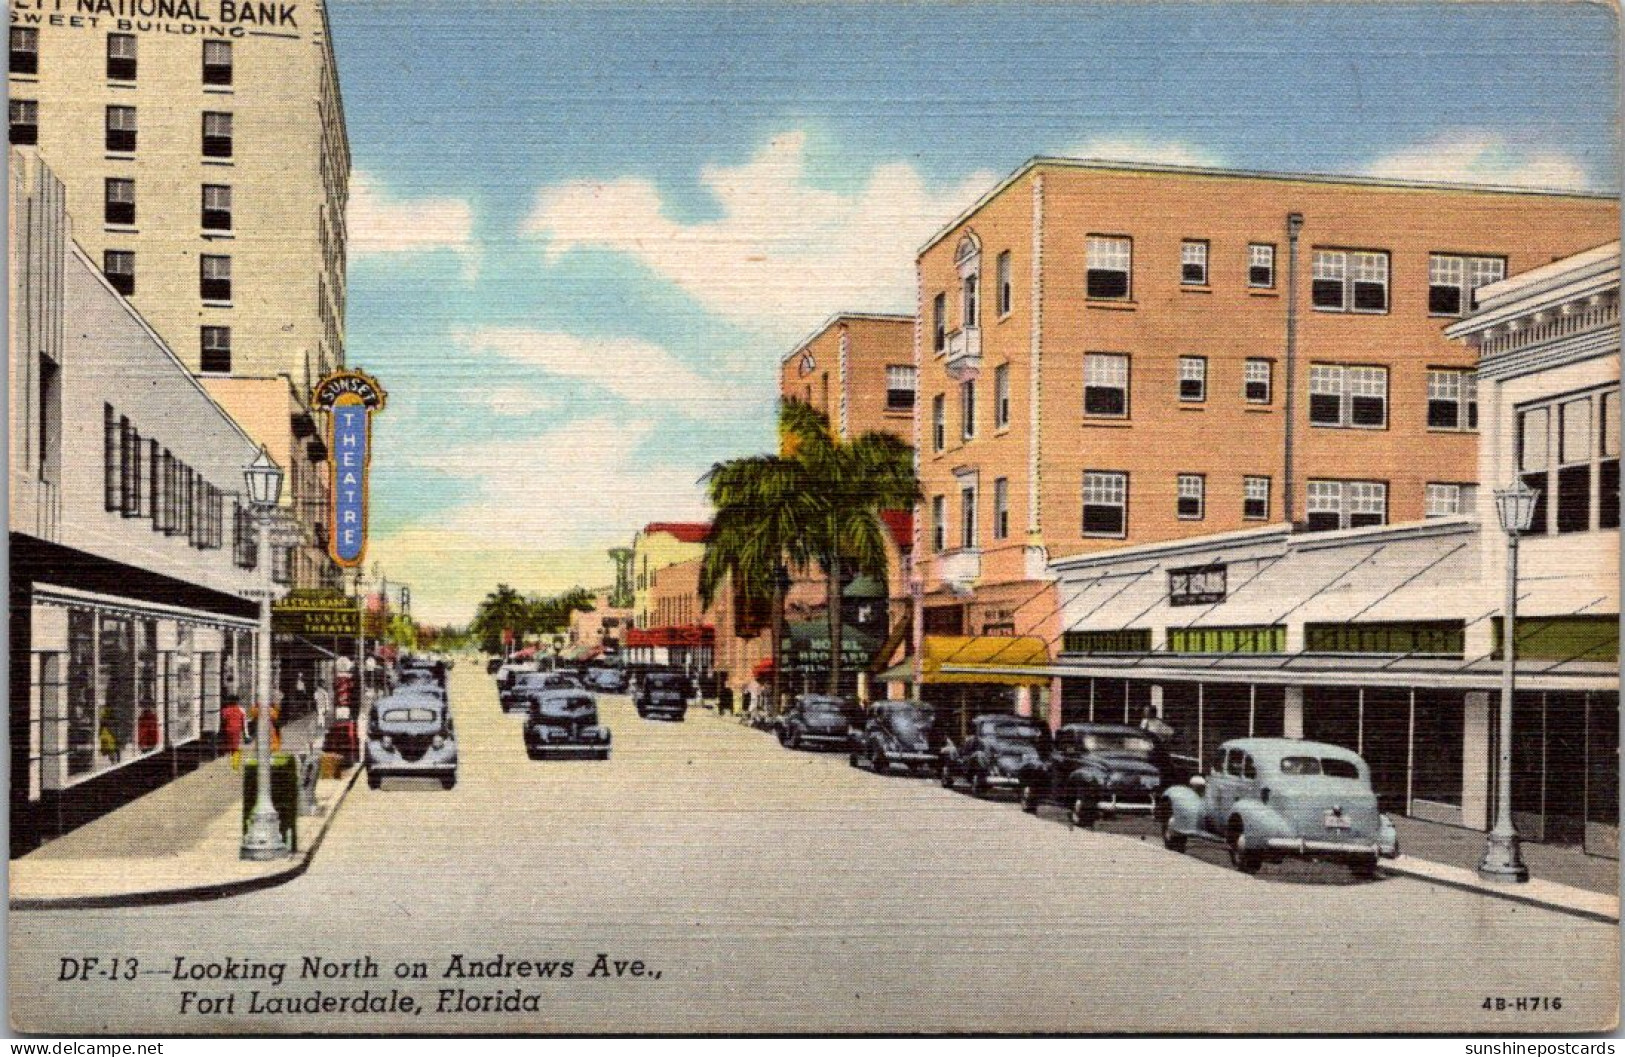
top-left (312, 369), bottom-right (386, 569)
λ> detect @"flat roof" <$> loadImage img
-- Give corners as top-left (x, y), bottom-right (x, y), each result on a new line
top-left (920, 155), bottom-right (1616, 256)
top-left (779, 312), bottom-right (915, 366)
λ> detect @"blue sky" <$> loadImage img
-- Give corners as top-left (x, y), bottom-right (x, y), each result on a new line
top-left (328, 0), bottom-right (1620, 624)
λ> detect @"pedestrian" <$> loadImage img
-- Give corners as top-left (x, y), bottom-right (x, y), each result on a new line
top-left (313, 682), bottom-right (332, 731)
top-left (1140, 703), bottom-right (1174, 741)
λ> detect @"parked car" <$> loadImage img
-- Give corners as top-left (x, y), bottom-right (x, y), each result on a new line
top-left (397, 667), bottom-right (447, 699)
top-left (635, 671), bottom-right (690, 721)
top-left (777, 694), bottom-right (863, 750)
top-left (502, 671), bottom-right (582, 713)
top-left (486, 657), bottom-right (504, 675)
top-left (585, 667), bottom-right (629, 693)
top-left (1158, 738), bottom-right (1400, 877)
top-left (495, 659), bottom-right (540, 694)
top-left (365, 689), bottom-right (458, 790)
top-left (1019, 723), bottom-right (1170, 826)
top-left (849, 699), bottom-right (943, 774)
top-left (524, 690), bottom-right (612, 760)
top-left (940, 713), bottom-right (1051, 797)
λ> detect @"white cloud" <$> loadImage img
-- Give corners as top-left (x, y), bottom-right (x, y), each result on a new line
top-left (1362, 134), bottom-right (1599, 191)
top-left (454, 326), bottom-right (748, 413)
top-left (349, 171), bottom-right (479, 279)
top-left (523, 131), bottom-right (996, 340)
top-left (1058, 136), bottom-right (1227, 168)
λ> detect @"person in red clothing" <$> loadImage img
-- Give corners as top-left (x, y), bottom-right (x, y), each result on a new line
top-left (220, 701), bottom-right (246, 753)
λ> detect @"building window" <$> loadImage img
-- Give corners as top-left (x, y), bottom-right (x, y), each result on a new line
top-left (1169, 564), bottom-right (1227, 606)
top-left (37, 355), bottom-right (59, 483)
top-left (1086, 235), bottom-right (1131, 300)
top-left (1305, 479), bottom-right (1387, 532)
top-left (1306, 620), bottom-right (1465, 657)
top-left (105, 105), bottom-right (136, 152)
top-left (203, 40), bottom-right (233, 85)
top-left (1176, 474), bottom-right (1205, 520)
top-left (200, 255), bottom-right (231, 302)
top-left (119, 418), bottom-right (141, 517)
top-left (960, 380), bottom-right (976, 439)
top-left (106, 33), bottom-right (136, 81)
top-left (1083, 471), bottom-right (1128, 538)
top-left (1427, 368), bottom-right (1478, 430)
top-left (1177, 356), bottom-right (1206, 402)
top-left (1558, 397), bottom-right (1595, 534)
top-left (1084, 353), bottom-right (1129, 417)
top-left (1312, 249), bottom-right (1388, 313)
top-left (931, 394), bottom-right (945, 452)
top-left (1248, 243), bottom-right (1275, 288)
top-left (931, 495), bottom-right (946, 552)
top-left (103, 250), bottom-right (135, 296)
top-left (885, 365), bottom-right (915, 412)
top-left (104, 178), bottom-right (135, 226)
top-left (1244, 358), bottom-right (1272, 404)
top-left (993, 477), bottom-right (1009, 540)
top-left (1604, 390), bottom-right (1620, 532)
top-left (1425, 483), bottom-right (1473, 518)
top-left (1063, 628), bottom-right (1152, 654)
top-left (1180, 240), bottom-right (1208, 285)
top-left (996, 250), bottom-right (1012, 317)
top-left (200, 326), bottom-right (231, 374)
top-left (960, 482), bottom-right (977, 549)
top-left (1243, 475), bottom-right (1270, 520)
top-left (103, 405), bottom-right (120, 512)
top-left (1167, 624), bottom-right (1284, 654)
top-left (10, 27), bottom-right (38, 75)
top-left (932, 293), bottom-right (946, 353)
top-left (994, 363), bottom-right (1010, 429)
top-left (202, 111), bottom-right (233, 158)
top-left (9, 99), bottom-right (37, 144)
top-left (1308, 363), bottom-right (1388, 428)
top-left (1428, 254), bottom-right (1505, 316)
top-left (962, 271), bottom-right (979, 329)
top-left (202, 184), bottom-right (232, 230)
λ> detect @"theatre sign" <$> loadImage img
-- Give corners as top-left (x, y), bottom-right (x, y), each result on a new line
top-left (311, 369), bottom-right (387, 569)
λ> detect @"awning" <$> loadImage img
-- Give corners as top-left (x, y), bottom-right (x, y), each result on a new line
top-left (922, 634), bottom-right (1051, 686)
top-left (752, 657), bottom-right (775, 679)
top-left (875, 659), bottom-right (914, 683)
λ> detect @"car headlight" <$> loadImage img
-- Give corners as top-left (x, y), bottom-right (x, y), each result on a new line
top-left (432, 734), bottom-right (445, 749)
top-left (380, 735), bottom-right (393, 751)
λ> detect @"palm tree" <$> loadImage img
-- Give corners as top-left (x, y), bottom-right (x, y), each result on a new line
top-left (779, 400), bottom-right (919, 695)
top-left (698, 452), bottom-right (821, 713)
top-left (471, 583), bottom-right (528, 655)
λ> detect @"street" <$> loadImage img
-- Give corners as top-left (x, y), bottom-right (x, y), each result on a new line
top-left (9, 660), bottom-right (1618, 1034)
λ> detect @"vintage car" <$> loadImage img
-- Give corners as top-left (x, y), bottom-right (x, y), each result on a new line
top-left (501, 670), bottom-right (581, 712)
top-left (1019, 723), bottom-right (1171, 826)
top-left (1158, 737), bottom-right (1400, 876)
top-left (634, 671), bottom-right (690, 721)
top-left (849, 699), bottom-right (943, 774)
top-left (524, 690), bottom-right (612, 760)
top-left (585, 667), bottom-right (629, 693)
top-left (494, 658), bottom-right (540, 694)
top-left (939, 713), bottom-right (1051, 796)
top-left (397, 666), bottom-right (447, 699)
top-left (777, 694), bottom-right (863, 750)
top-left (365, 689), bottom-right (458, 790)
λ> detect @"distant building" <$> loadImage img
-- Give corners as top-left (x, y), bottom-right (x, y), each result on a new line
top-left (779, 313), bottom-right (915, 443)
top-left (566, 591), bottom-right (633, 661)
top-left (629, 522), bottom-right (710, 630)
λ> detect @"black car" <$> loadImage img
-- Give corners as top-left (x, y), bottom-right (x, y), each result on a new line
top-left (634, 671), bottom-right (689, 721)
top-left (778, 694), bottom-right (863, 750)
top-left (849, 699), bottom-right (943, 775)
top-left (524, 690), bottom-right (611, 760)
top-left (486, 657), bottom-right (504, 675)
top-left (1018, 723), bottom-right (1170, 826)
top-left (940, 713), bottom-right (1051, 797)
top-left (503, 671), bottom-right (582, 712)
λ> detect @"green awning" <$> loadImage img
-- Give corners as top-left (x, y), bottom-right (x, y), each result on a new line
top-left (875, 659), bottom-right (914, 683)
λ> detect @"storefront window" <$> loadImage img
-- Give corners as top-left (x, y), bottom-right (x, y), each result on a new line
top-left (66, 609), bottom-right (97, 778)
top-left (200, 653), bottom-right (222, 735)
top-left (98, 615), bottom-right (137, 765)
top-left (170, 625), bottom-right (197, 745)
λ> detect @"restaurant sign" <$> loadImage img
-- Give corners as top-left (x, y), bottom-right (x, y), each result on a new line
top-left (272, 590), bottom-right (360, 636)
top-left (312, 369), bottom-right (387, 569)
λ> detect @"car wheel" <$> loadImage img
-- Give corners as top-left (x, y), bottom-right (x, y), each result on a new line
top-left (366, 771), bottom-right (380, 790)
top-left (777, 728), bottom-right (788, 746)
top-left (1069, 794), bottom-right (1098, 829)
top-left (1227, 822), bottom-right (1262, 874)
top-left (848, 750), bottom-right (861, 768)
top-left (970, 770), bottom-right (989, 798)
top-left (939, 763), bottom-right (954, 789)
top-left (1156, 801), bottom-right (1186, 852)
top-left (440, 775), bottom-right (456, 790)
top-left (1019, 783), bottom-right (1039, 814)
top-left (870, 746), bottom-right (889, 774)
top-left (597, 749), bottom-right (611, 761)
top-left (1350, 854), bottom-right (1380, 880)
top-left (788, 728), bottom-right (802, 750)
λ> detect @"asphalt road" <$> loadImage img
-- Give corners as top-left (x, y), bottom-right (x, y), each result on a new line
top-left (9, 659), bottom-right (1619, 1034)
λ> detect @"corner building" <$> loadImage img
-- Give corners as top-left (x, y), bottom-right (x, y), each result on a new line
top-left (8, 0), bottom-right (350, 380)
top-left (911, 158), bottom-right (1618, 713)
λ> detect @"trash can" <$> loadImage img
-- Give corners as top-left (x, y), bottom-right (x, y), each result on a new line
top-left (241, 752), bottom-right (299, 852)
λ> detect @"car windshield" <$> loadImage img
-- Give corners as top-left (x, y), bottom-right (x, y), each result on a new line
top-left (805, 700), bottom-right (851, 715)
top-left (647, 675), bottom-right (684, 689)
top-left (987, 720), bottom-right (1045, 742)
top-left (1278, 756), bottom-right (1361, 778)
top-left (381, 707), bottom-right (437, 723)
top-left (889, 706), bottom-right (935, 732)
top-left (535, 697), bottom-right (595, 720)
top-left (1081, 732), bottom-right (1156, 756)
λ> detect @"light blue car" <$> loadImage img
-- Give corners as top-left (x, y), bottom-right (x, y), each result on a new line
top-left (365, 689), bottom-right (459, 790)
top-left (1157, 738), bottom-right (1398, 877)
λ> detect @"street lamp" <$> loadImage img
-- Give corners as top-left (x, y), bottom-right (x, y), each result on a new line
top-left (1479, 478), bottom-right (1538, 883)
top-left (240, 445), bottom-right (289, 861)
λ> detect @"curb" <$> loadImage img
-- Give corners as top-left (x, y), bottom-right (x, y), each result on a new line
top-left (10, 763), bottom-right (365, 912)
top-left (1380, 859), bottom-right (1619, 926)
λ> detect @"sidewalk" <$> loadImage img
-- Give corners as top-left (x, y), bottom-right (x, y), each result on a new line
top-left (9, 714), bottom-right (362, 910)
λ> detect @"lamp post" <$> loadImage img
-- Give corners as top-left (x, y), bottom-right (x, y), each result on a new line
top-left (240, 446), bottom-right (289, 861)
top-left (1479, 478), bottom-right (1539, 883)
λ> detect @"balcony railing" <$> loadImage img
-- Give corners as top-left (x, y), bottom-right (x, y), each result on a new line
top-left (1480, 298), bottom-right (1618, 357)
top-left (936, 548), bottom-right (981, 590)
top-left (945, 326), bottom-right (982, 380)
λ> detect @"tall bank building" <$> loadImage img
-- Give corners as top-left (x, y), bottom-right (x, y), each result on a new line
top-left (9, 0), bottom-right (352, 590)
